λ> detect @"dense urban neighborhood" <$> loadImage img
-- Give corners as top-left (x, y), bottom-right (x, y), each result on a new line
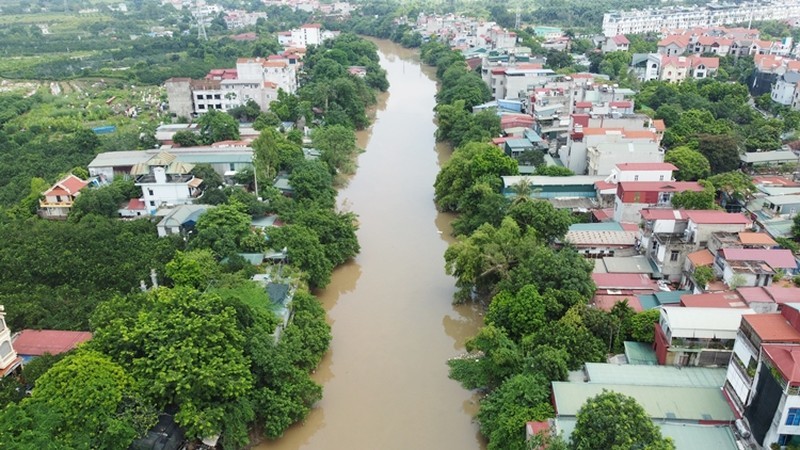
top-left (5, 0), bottom-right (800, 449)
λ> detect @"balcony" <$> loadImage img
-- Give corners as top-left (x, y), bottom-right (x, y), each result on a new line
top-left (136, 174), bottom-right (194, 184)
top-left (38, 199), bottom-right (74, 208)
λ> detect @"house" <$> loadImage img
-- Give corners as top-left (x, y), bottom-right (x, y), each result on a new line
top-left (679, 292), bottom-right (748, 309)
top-left (658, 35), bottom-right (691, 57)
top-left (715, 248), bottom-right (798, 288)
top-left (723, 304), bottom-right (800, 447)
top-left (654, 306), bottom-right (755, 367)
top-left (132, 152), bottom-right (202, 214)
top-left (563, 229), bottom-right (638, 258)
top-left (38, 174), bottom-right (90, 220)
top-left (586, 141), bottom-right (663, 176)
top-left (12, 329), bottom-right (92, 362)
top-left (0, 306), bottom-right (22, 378)
top-left (763, 194), bottom-right (800, 218)
top-left (602, 35), bottom-right (630, 53)
top-left (772, 71), bottom-right (800, 106)
top-left (613, 181), bottom-right (703, 223)
top-left (156, 204), bottom-right (213, 237)
top-left (119, 198), bottom-right (148, 218)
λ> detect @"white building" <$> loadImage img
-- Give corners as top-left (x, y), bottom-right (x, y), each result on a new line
top-left (223, 10), bottom-right (267, 29)
top-left (602, 1), bottom-right (800, 37)
top-left (132, 152), bottom-right (203, 214)
top-left (773, 72), bottom-right (800, 105)
top-left (0, 306), bottom-right (21, 378)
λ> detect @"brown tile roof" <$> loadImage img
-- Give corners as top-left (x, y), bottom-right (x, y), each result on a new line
top-left (687, 249), bottom-right (715, 267)
top-left (738, 232), bottom-right (777, 246)
top-left (12, 330), bottom-right (92, 356)
top-left (744, 314), bottom-right (800, 342)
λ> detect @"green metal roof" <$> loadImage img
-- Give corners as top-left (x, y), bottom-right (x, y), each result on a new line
top-left (569, 222), bottom-right (624, 232)
top-left (638, 294), bottom-right (660, 310)
top-left (624, 341), bottom-right (658, 365)
top-left (584, 363), bottom-right (726, 388)
top-left (555, 419), bottom-right (737, 450)
top-left (551, 382), bottom-right (735, 421)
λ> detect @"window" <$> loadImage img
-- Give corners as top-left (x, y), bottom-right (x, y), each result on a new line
top-left (0, 341), bottom-right (11, 358)
top-left (634, 175), bottom-right (639, 181)
top-left (670, 250), bottom-right (679, 262)
top-left (149, 201), bottom-right (155, 207)
top-left (148, 189), bottom-right (154, 196)
top-left (786, 408), bottom-right (800, 426)
top-left (659, 175), bottom-right (665, 181)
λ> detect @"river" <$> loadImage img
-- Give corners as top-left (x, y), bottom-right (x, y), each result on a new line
top-left (256, 40), bottom-right (486, 450)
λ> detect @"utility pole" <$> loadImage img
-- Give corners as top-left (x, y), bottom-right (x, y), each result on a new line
top-left (515, 6), bottom-right (521, 30)
top-left (196, 5), bottom-right (208, 41)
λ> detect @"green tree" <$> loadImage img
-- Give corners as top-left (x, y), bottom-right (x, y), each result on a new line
top-left (707, 171), bottom-right (755, 203)
top-left (313, 124), bottom-right (359, 175)
top-left (289, 160), bottom-right (337, 208)
top-left (267, 224), bottom-right (334, 289)
top-left (535, 165), bottom-right (574, 176)
top-left (191, 163), bottom-right (224, 189)
top-left (697, 133), bottom-right (741, 174)
top-left (165, 249), bottom-right (221, 289)
top-left (90, 287), bottom-right (253, 441)
top-left (0, 350), bottom-right (155, 449)
top-left (664, 146), bottom-right (711, 181)
top-left (626, 309), bottom-right (661, 343)
top-left (508, 199), bottom-right (573, 243)
top-left (435, 142), bottom-right (518, 212)
top-left (670, 181), bottom-right (717, 210)
top-left (189, 203), bottom-right (252, 257)
top-left (197, 109), bottom-right (240, 145)
top-left (571, 390), bottom-right (675, 450)
top-left (477, 374), bottom-right (554, 450)
top-left (487, 285), bottom-right (556, 341)
top-left (448, 325), bottom-right (524, 390)
top-left (172, 130), bottom-right (201, 147)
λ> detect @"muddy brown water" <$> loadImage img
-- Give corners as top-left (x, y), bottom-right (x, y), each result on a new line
top-left (254, 40), bottom-right (486, 450)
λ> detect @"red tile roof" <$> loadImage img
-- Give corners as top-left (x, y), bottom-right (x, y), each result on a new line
top-left (616, 162), bottom-right (677, 171)
top-left (744, 314), bottom-right (800, 342)
top-left (720, 248), bottom-right (797, 269)
top-left (763, 286), bottom-right (800, 304)
top-left (653, 119), bottom-right (666, 132)
top-left (680, 292), bottom-right (747, 308)
top-left (592, 273), bottom-right (658, 290)
top-left (737, 287), bottom-right (775, 304)
top-left (575, 101), bottom-right (593, 109)
top-left (13, 330), bottom-right (92, 356)
top-left (685, 211), bottom-right (750, 225)
top-left (124, 198), bottom-right (146, 210)
top-left (594, 181), bottom-right (617, 191)
top-left (762, 344), bottom-right (800, 386)
top-left (43, 174), bottom-right (89, 197)
top-left (738, 232), bottom-right (777, 246)
top-left (593, 294), bottom-right (644, 312)
top-left (687, 249), bottom-right (715, 267)
top-left (612, 35), bottom-right (630, 45)
top-left (610, 100), bottom-right (633, 108)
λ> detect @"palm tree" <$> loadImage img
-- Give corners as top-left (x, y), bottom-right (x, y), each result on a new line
top-left (510, 177), bottom-right (533, 205)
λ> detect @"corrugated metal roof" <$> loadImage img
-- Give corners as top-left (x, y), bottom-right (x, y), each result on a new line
top-left (551, 382), bottom-right (735, 421)
top-left (584, 363), bottom-right (726, 387)
top-left (555, 419), bottom-right (737, 450)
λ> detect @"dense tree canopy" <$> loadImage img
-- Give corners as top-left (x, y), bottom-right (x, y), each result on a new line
top-left (664, 146), bottom-right (711, 181)
top-left (197, 109), bottom-right (240, 145)
top-left (571, 390), bottom-right (675, 450)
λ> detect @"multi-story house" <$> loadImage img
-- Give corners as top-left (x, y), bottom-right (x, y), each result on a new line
top-left (714, 248), bottom-right (798, 288)
top-left (654, 306), bottom-right (756, 367)
top-left (640, 209), bottom-right (750, 282)
top-left (223, 10), bottom-right (267, 29)
top-left (132, 151), bottom-right (204, 214)
top-left (165, 55), bottom-right (298, 117)
top-left (772, 72), bottom-right (800, 106)
top-left (724, 304), bottom-right (800, 447)
top-left (38, 174), bottom-right (90, 220)
top-left (631, 54), bottom-right (719, 82)
top-left (612, 181), bottom-right (703, 223)
top-left (601, 35), bottom-right (630, 53)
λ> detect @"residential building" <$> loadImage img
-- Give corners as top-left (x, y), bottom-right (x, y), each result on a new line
top-left (156, 204), bottom-right (213, 238)
top-left (724, 304), bottom-right (800, 447)
top-left (38, 174), bottom-right (90, 220)
top-left (613, 181), bottom-right (703, 223)
top-left (132, 152), bottom-right (203, 214)
top-left (740, 150), bottom-right (799, 169)
top-left (277, 23), bottom-right (326, 48)
top-left (632, 54), bottom-right (719, 83)
top-left (165, 55), bottom-right (298, 117)
top-left (641, 210), bottom-right (750, 282)
top-left (772, 72), bottom-right (800, 105)
top-left (223, 10), bottom-right (267, 29)
top-left (654, 306), bottom-right (755, 367)
top-left (657, 35), bottom-right (691, 57)
top-left (586, 141), bottom-right (663, 176)
top-left (714, 248), bottom-right (798, 288)
top-left (606, 162), bottom-right (676, 184)
top-left (602, 35), bottom-right (630, 53)
top-left (602, 1), bottom-right (800, 37)
top-left (88, 147), bottom-right (255, 182)
top-left (0, 306), bottom-right (21, 378)
top-left (563, 229), bottom-right (638, 258)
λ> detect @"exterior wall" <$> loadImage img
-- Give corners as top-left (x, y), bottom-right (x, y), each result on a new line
top-left (610, 168), bottom-right (673, 183)
top-left (660, 63), bottom-right (688, 83)
top-left (140, 183), bottom-right (192, 212)
top-left (614, 198), bottom-right (654, 223)
top-left (193, 89), bottom-right (223, 113)
top-left (0, 311), bottom-right (17, 371)
top-left (690, 222), bottom-right (749, 247)
top-left (773, 79), bottom-right (798, 105)
top-left (587, 142), bottom-right (663, 176)
top-left (165, 79), bottom-right (193, 118)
